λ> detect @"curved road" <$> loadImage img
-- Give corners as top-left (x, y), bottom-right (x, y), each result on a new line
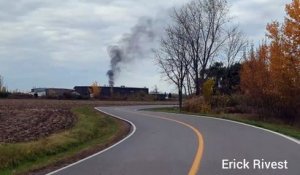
top-left (49, 105), bottom-right (300, 175)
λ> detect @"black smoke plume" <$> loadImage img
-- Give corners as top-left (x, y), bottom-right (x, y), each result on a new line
top-left (106, 18), bottom-right (156, 87)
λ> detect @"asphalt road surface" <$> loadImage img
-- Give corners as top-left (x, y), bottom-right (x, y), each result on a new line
top-left (48, 105), bottom-right (300, 175)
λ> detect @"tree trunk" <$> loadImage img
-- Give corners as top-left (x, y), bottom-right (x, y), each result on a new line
top-left (178, 89), bottom-right (183, 112)
top-left (195, 73), bottom-right (200, 96)
top-left (198, 70), bottom-right (206, 96)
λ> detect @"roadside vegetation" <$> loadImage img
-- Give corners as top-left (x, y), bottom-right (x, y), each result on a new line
top-left (146, 107), bottom-right (300, 140)
top-left (0, 105), bottom-right (129, 175)
top-left (156, 0), bottom-right (299, 129)
top-left (146, 106), bottom-right (300, 140)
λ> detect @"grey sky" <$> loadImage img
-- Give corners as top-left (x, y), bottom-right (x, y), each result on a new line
top-left (0, 0), bottom-right (290, 92)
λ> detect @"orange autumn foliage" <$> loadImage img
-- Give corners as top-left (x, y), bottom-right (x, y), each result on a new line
top-left (89, 81), bottom-right (101, 98)
top-left (241, 44), bottom-right (270, 99)
top-left (241, 0), bottom-right (300, 124)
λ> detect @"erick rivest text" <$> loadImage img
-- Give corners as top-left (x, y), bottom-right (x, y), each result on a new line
top-left (222, 159), bottom-right (288, 170)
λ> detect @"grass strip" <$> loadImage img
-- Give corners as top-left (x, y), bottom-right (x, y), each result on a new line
top-left (0, 106), bottom-right (128, 175)
top-left (145, 107), bottom-right (300, 140)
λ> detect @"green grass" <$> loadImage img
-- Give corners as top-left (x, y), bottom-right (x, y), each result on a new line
top-left (0, 106), bottom-right (125, 175)
top-left (145, 107), bottom-right (300, 140)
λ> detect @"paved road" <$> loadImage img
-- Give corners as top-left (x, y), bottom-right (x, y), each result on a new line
top-left (49, 105), bottom-right (300, 175)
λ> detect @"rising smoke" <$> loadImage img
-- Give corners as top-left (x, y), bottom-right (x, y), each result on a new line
top-left (106, 18), bottom-right (157, 87)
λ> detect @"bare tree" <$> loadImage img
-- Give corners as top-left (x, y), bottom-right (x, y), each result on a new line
top-left (155, 25), bottom-right (190, 111)
top-left (184, 73), bottom-right (193, 96)
top-left (173, 0), bottom-right (241, 95)
top-left (224, 26), bottom-right (247, 67)
top-left (220, 26), bottom-right (247, 94)
top-left (156, 0), bottom-right (247, 109)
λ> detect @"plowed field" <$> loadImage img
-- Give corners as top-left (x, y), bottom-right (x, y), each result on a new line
top-left (0, 100), bottom-right (75, 143)
top-left (0, 99), bottom-right (175, 143)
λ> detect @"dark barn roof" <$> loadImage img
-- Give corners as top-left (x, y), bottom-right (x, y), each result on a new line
top-left (73, 86), bottom-right (90, 98)
top-left (74, 86), bottom-right (149, 98)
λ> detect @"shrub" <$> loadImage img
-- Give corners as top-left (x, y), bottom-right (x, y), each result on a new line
top-left (8, 92), bottom-right (33, 99)
top-left (0, 91), bottom-right (9, 98)
top-left (210, 94), bottom-right (251, 114)
top-left (211, 95), bottom-right (230, 108)
top-left (211, 94), bottom-right (243, 107)
top-left (183, 96), bottom-right (211, 113)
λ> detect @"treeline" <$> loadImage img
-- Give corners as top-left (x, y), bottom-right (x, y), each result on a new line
top-left (240, 0), bottom-right (300, 124)
top-left (157, 0), bottom-right (299, 125)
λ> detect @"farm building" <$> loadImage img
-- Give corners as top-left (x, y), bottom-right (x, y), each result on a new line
top-left (30, 88), bottom-right (47, 97)
top-left (74, 86), bottom-right (149, 99)
top-left (31, 88), bottom-right (74, 98)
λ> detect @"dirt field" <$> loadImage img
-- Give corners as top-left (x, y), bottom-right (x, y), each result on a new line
top-left (0, 99), bottom-right (176, 143)
top-left (0, 100), bottom-right (76, 143)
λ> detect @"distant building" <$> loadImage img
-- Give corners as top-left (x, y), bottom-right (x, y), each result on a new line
top-left (149, 92), bottom-right (168, 101)
top-left (31, 88), bottom-right (47, 97)
top-left (31, 88), bottom-right (74, 98)
top-left (74, 86), bottom-right (149, 99)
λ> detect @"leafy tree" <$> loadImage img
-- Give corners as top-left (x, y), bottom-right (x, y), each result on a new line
top-left (224, 63), bottom-right (242, 94)
top-left (207, 62), bottom-right (241, 94)
top-left (207, 62), bottom-right (225, 89)
top-left (240, 44), bottom-right (270, 106)
top-left (202, 79), bottom-right (215, 103)
top-left (89, 81), bottom-right (101, 98)
top-left (241, 0), bottom-right (300, 124)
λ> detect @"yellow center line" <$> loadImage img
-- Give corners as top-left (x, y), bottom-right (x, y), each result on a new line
top-left (131, 111), bottom-right (205, 175)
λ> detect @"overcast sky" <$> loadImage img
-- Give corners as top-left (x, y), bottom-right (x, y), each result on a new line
top-left (0, 0), bottom-right (290, 92)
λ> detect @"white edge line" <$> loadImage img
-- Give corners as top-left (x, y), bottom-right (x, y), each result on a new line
top-left (46, 107), bottom-right (137, 175)
top-left (151, 110), bottom-right (300, 145)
